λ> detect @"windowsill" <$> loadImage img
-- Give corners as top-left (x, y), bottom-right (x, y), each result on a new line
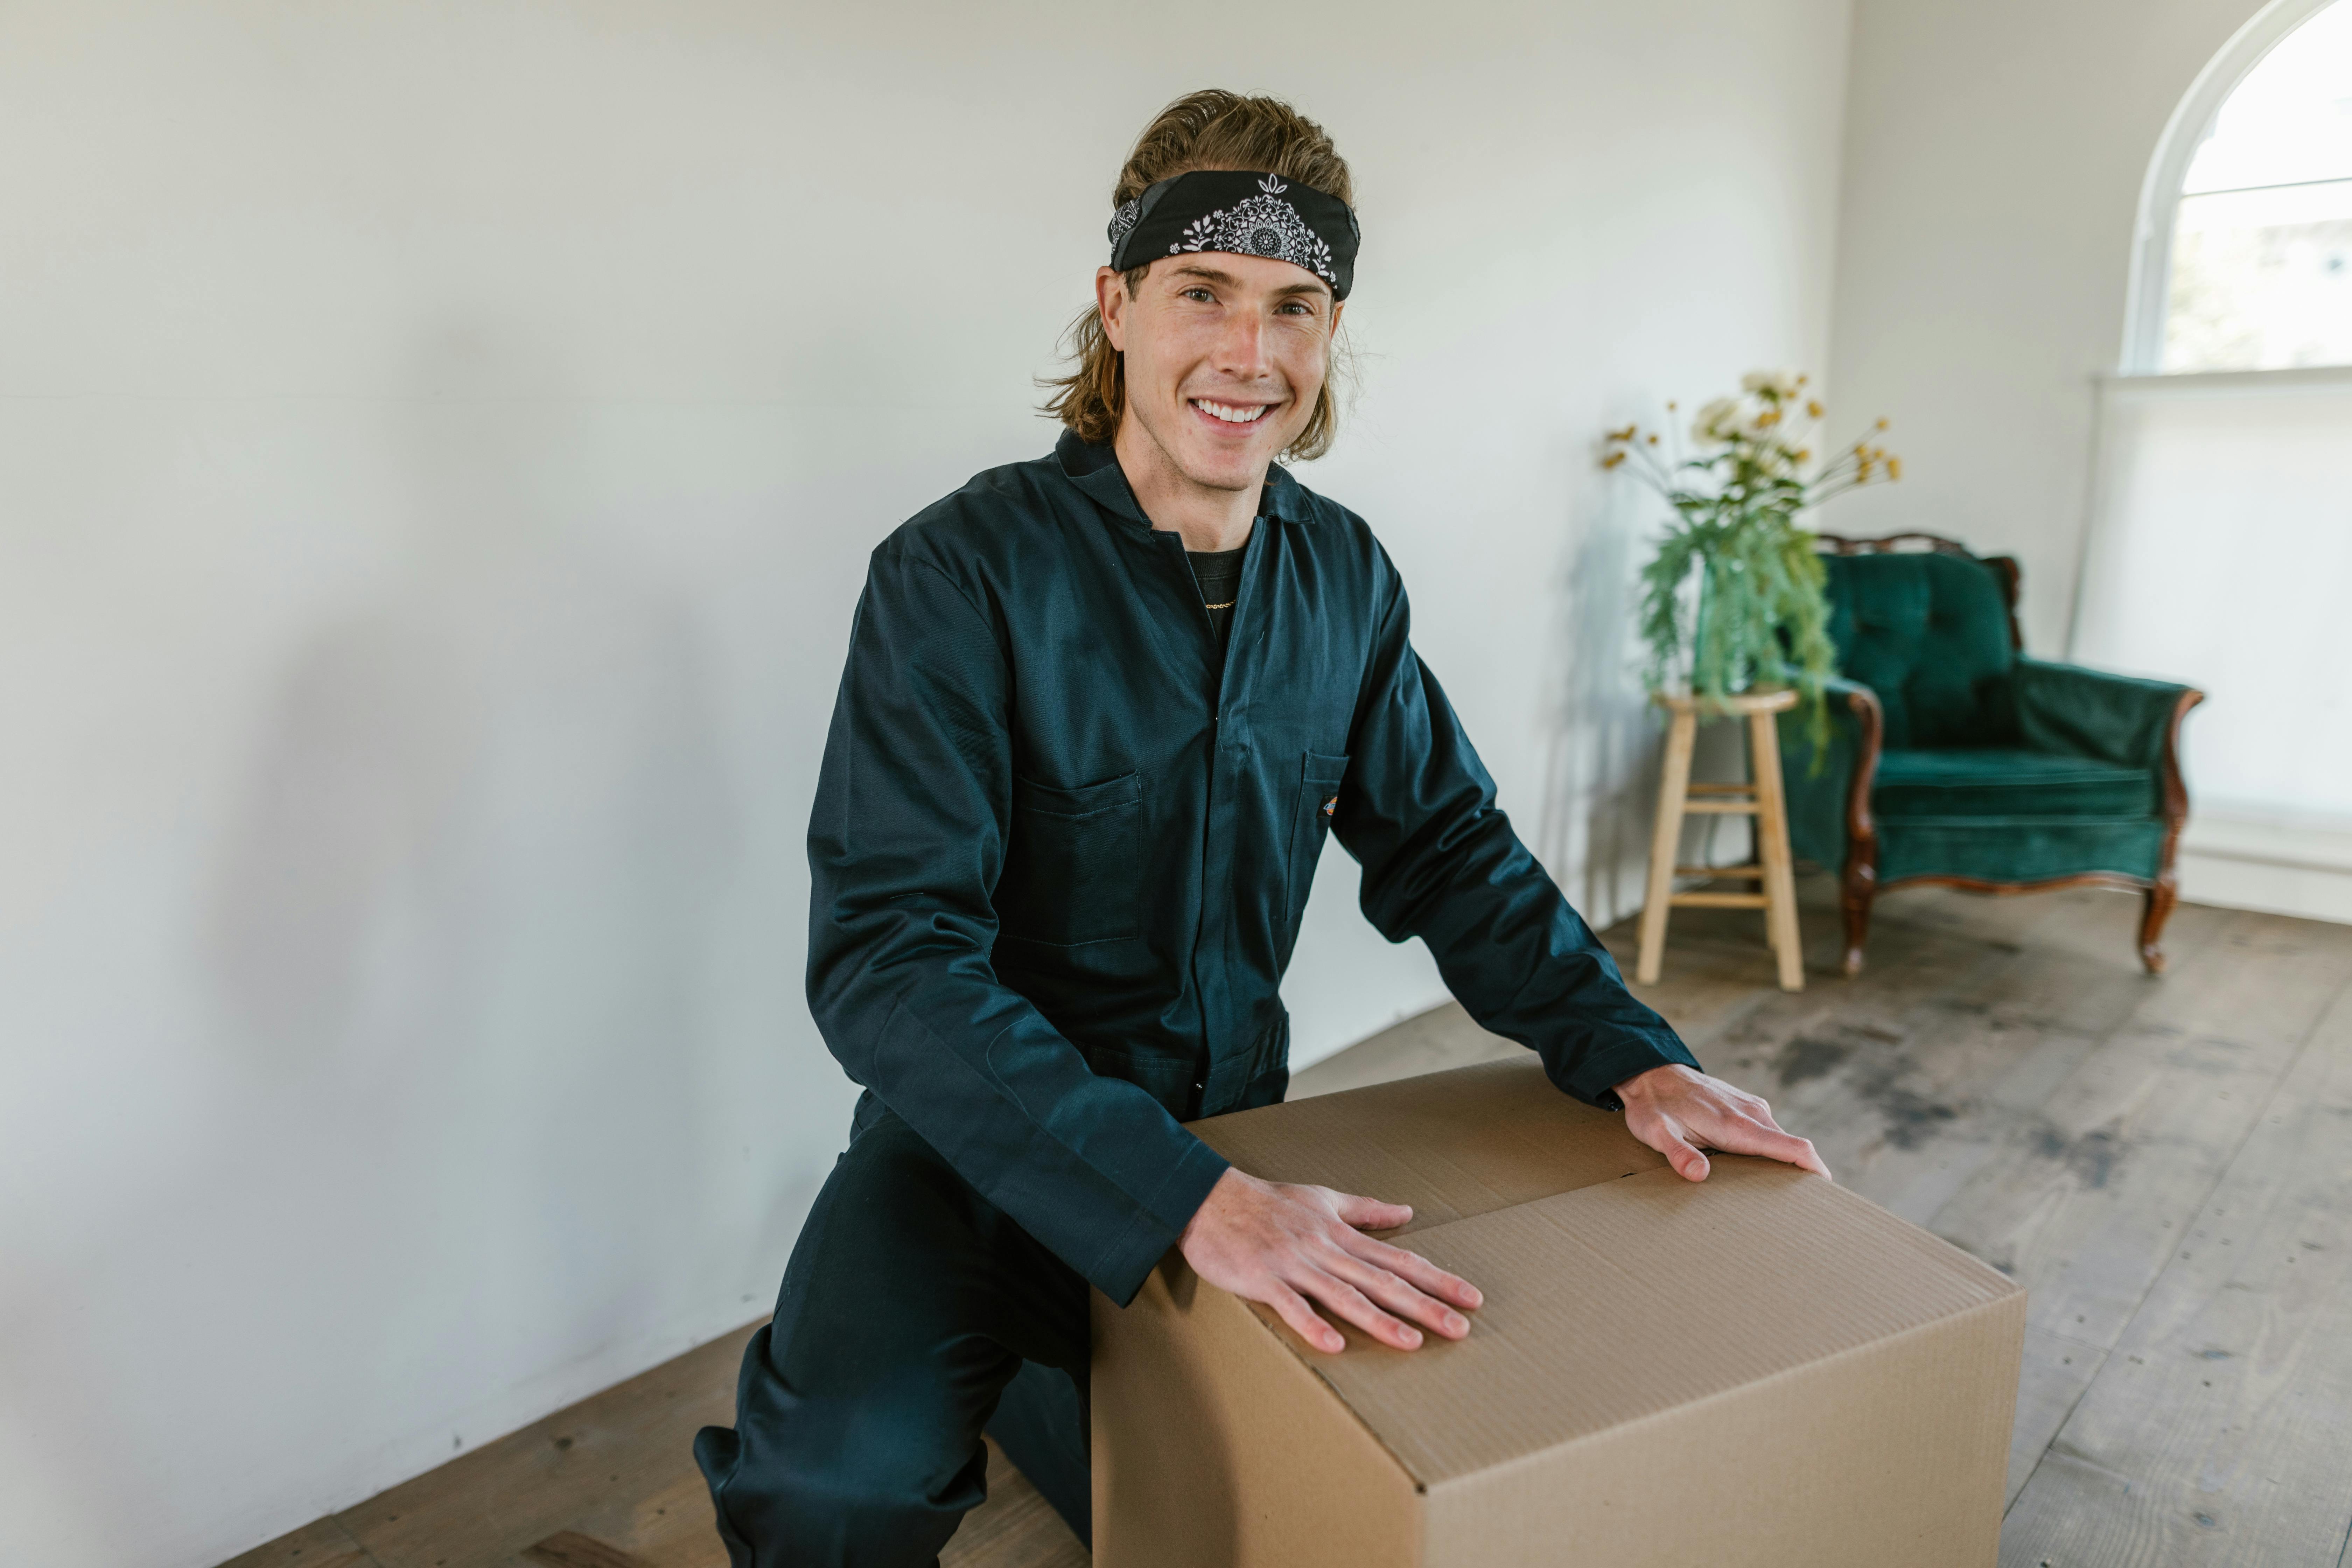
top-left (2101, 363), bottom-right (2352, 392)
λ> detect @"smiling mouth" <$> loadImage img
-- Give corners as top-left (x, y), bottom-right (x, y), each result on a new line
top-left (1191, 398), bottom-right (1273, 425)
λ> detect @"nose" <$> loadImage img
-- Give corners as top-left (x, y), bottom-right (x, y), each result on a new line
top-left (1211, 309), bottom-right (1272, 382)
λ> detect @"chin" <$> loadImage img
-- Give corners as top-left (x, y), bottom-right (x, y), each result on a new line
top-left (1170, 413), bottom-right (1301, 487)
top-left (1175, 442), bottom-right (1277, 491)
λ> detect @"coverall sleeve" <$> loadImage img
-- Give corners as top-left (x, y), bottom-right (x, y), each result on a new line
top-left (805, 550), bottom-right (1230, 1306)
top-left (1335, 580), bottom-right (1700, 1107)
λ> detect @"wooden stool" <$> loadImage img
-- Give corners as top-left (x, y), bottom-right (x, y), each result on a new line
top-left (1636, 689), bottom-right (1805, 992)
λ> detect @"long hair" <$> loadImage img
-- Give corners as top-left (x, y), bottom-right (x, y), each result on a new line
top-left (1042, 90), bottom-right (1355, 463)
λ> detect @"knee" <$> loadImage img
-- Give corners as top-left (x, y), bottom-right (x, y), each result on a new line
top-left (835, 1385), bottom-right (988, 1506)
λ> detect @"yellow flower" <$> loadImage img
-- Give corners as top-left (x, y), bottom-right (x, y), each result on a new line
top-left (1886, 456), bottom-right (1903, 480)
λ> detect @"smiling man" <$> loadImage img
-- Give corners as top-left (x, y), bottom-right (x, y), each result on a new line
top-left (694, 90), bottom-right (1828, 1568)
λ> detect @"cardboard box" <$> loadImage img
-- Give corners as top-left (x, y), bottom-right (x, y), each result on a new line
top-left (1091, 1059), bottom-right (2024, 1567)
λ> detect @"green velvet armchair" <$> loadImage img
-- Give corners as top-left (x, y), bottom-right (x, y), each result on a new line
top-left (1777, 534), bottom-right (2203, 976)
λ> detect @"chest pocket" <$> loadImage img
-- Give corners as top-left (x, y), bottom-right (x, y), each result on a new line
top-left (995, 770), bottom-right (1143, 947)
top-left (1281, 751), bottom-right (1351, 953)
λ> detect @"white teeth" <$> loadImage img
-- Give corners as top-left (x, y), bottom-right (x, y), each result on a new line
top-left (1195, 399), bottom-right (1268, 424)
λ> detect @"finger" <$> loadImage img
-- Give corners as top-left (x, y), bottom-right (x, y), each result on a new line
top-left (1301, 1271), bottom-right (1422, 1351)
top-left (1339, 1230), bottom-right (1484, 1310)
top-left (1736, 1125), bottom-right (1830, 1178)
top-left (1264, 1280), bottom-right (1345, 1354)
top-left (1321, 1246), bottom-right (1469, 1340)
top-left (1740, 1128), bottom-right (1825, 1175)
top-left (1328, 1189), bottom-right (1414, 1231)
top-left (1651, 1122), bottom-right (1711, 1181)
top-left (1699, 1114), bottom-right (1833, 1180)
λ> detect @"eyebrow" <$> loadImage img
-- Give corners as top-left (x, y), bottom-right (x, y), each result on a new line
top-left (1166, 263), bottom-right (1331, 303)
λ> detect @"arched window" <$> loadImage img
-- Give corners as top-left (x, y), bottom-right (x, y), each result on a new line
top-left (2124, 0), bottom-right (2352, 372)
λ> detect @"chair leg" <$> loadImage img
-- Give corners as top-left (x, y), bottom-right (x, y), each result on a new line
top-left (2140, 872), bottom-right (2178, 975)
top-left (1839, 836), bottom-right (1878, 977)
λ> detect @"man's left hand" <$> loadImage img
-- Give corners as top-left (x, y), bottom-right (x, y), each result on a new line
top-left (1613, 1064), bottom-right (1830, 1182)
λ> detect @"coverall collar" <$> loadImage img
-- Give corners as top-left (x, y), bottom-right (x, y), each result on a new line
top-left (1052, 428), bottom-right (1316, 533)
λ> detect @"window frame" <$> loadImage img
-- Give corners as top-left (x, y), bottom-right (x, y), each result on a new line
top-left (2121, 0), bottom-right (2346, 374)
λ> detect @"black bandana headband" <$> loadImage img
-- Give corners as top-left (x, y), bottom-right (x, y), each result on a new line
top-left (1107, 170), bottom-right (1359, 300)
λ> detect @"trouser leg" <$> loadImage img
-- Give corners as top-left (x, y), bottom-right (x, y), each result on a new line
top-left (983, 1358), bottom-right (1090, 1544)
top-left (694, 1108), bottom-right (1088, 1568)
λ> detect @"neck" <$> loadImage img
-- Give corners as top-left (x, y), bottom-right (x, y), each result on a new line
top-left (1113, 416), bottom-right (1263, 552)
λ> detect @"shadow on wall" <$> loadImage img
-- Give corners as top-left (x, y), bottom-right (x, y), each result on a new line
top-left (1534, 475), bottom-right (1760, 932)
top-left (1534, 481), bottom-right (1651, 931)
top-left (198, 317), bottom-right (742, 1422)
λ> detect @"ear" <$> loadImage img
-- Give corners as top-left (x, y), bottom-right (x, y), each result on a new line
top-left (1095, 266), bottom-right (1131, 352)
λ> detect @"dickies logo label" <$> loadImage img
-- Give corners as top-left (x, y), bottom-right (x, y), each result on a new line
top-left (1322, 795), bottom-right (1338, 817)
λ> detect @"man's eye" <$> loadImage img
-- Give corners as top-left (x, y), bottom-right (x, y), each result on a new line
top-left (1183, 287), bottom-right (1215, 302)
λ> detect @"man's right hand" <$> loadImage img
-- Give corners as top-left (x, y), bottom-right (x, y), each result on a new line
top-left (1177, 1168), bottom-right (1482, 1353)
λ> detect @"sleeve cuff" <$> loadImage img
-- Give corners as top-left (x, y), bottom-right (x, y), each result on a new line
top-left (1088, 1136), bottom-right (1232, 1307)
top-left (1556, 1035), bottom-right (1702, 1111)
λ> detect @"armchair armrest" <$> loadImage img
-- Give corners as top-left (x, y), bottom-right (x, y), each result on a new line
top-left (1777, 676), bottom-right (1884, 870)
top-left (2012, 658), bottom-right (2201, 772)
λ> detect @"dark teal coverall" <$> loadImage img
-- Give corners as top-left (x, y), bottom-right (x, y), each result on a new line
top-left (695, 432), bottom-right (1697, 1565)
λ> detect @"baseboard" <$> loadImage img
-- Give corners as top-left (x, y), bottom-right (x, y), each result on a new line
top-left (2179, 810), bottom-right (2352, 925)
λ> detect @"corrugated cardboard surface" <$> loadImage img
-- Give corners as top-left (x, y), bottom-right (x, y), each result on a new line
top-left (1094, 1060), bottom-right (2026, 1567)
top-left (1420, 1287), bottom-right (2023, 1567)
top-left (1328, 1160), bottom-right (2022, 1567)
top-left (1306, 1161), bottom-right (2017, 1478)
top-left (1191, 1059), bottom-right (1667, 1236)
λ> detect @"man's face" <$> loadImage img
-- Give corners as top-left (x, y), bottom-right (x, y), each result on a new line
top-left (1098, 253), bottom-right (1340, 493)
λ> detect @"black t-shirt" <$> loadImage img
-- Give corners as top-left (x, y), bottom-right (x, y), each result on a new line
top-left (1188, 546), bottom-right (1248, 653)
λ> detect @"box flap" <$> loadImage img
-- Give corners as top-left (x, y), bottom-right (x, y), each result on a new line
top-left (1287, 1158), bottom-right (2023, 1483)
top-left (1192, 1059), bottom-right (1665, 1234)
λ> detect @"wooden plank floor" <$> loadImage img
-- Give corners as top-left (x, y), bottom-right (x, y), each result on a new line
top-left (223, 878), bottom-right (2352, 1568)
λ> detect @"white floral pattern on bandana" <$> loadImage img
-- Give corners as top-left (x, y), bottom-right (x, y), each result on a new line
top-left (1170, 174), bottom-right (1337, 288)
top-left (1107, 198), bottom-right (1142, 251)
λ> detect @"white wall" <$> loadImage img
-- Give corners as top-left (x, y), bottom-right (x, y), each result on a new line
top-left (1823, 0), bottom-right (2266, 652)
top-left (0, 4), bottom-right (1851, 1563)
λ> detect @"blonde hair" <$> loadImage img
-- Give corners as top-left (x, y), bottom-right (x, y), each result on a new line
top-left (1042, 90), bottom-right (1354, 462)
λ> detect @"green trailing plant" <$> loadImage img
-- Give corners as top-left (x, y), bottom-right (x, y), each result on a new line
top-left (1602, 370), bottom-right (1901, 752)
